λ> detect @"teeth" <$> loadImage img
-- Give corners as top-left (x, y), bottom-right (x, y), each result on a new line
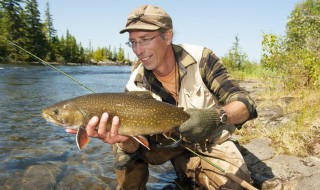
top-left (141, 56), bottom-right (150, 61)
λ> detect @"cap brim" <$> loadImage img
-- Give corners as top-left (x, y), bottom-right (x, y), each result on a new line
top-left (119, 23), bottom-right (160, 34)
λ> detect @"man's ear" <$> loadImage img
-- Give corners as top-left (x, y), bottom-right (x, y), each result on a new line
top-left (164, 29), bottom-right (173, 45)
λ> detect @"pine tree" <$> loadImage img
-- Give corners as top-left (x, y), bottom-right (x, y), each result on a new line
top-left (112, 47), bottom-right (117, 61)
top-left (78, 43), bottom-right (86, 63)
top-left (107, 45), bottom-right (113, 60)
top-left (42, 1), bottom-right (57, 61)
top-left (0, 7), bottom-right (9, 62)
top-left (62, 30), bottom-right (82, 63)
top-left (117, 45), bottom-right (124, 62)
top-left (0, 0), bottom-right (28, 61)
top-left (42, 1), bottom-right (56, 42)
top-left (221, 35), bottom-right (248, 71)
top-left (24, 0), bottom-right (47, 61)
top-left (64, 30), bottom-right (72, 62)
top-left (58, 35), bottom-right (66, 63)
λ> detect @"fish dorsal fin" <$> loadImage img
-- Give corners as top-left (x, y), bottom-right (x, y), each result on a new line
top-left (126, 91), bottom-right (155, 99)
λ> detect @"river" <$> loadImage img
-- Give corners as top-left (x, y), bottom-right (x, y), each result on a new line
top-left (0, 64), bottom-right (177, 189)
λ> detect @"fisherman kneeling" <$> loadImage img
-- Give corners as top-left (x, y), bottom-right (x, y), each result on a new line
top-left (67, 4), bottom-right (257, 190)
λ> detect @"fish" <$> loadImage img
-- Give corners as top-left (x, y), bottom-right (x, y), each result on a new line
top-left (42, 91), bottom-right (190, 150)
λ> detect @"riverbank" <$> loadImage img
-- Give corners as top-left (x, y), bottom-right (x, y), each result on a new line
top-left (236, 79), bottom-right (320, 190)
top-left (0, 59), bottom-right (131, 66)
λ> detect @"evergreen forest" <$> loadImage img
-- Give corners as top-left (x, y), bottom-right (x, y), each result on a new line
top-left (0, 0), bottom-right (131, 65)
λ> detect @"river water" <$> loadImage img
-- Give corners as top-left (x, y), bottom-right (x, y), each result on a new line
top-left (0, 64), bottom-right (177, 189)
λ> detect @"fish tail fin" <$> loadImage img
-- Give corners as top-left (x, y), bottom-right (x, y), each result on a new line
top-left (132, 136), bottom-right (150, 150)
top-left (76, 126), bottom-right (90, 150)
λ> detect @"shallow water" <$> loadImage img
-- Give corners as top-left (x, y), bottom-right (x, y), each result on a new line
top-left (0, 64), bottom-right (178, 189)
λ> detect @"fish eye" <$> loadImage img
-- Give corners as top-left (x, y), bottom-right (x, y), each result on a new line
top-left (52, 108), bottom-right (58, 115)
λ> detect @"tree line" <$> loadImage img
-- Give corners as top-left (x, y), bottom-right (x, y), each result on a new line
top-left (0, 0), bottom-right (131, 65)
top-left (261, 0), bottom-right (319, 89)
top-left (222, 0), bottom-right (319, 89)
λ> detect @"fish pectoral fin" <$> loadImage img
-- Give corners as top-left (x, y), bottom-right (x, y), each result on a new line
top-left (76, 126), bottom-right (90, 150)
top-left (132, 136), bottom-right (150, 150)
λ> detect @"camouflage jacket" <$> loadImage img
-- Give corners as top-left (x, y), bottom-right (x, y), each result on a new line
top-left (125, 43), bottom-right (257, 128)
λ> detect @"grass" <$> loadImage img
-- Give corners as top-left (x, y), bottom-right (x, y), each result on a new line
top-left (228, 66), bottom-right (265, 81)
top-left (232, 67), bottom-right (320, 157)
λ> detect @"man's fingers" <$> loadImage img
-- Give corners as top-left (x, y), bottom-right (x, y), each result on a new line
top-left (71, 113), bottom-right (124, 144)
top-left (65, 128), bottom-right (77, 134)
top-left (98, 112), bottom-right (109, 135)
top-left (86, 116), bottom-right (99, 137)
top-left (109, 116), bottom-right (120, 139)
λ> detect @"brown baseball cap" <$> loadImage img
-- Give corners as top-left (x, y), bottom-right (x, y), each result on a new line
top-left (120, 5), bottom-right (172, 34)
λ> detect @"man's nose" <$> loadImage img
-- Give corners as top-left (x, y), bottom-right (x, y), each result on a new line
top-left (133, 43), bottom-right (144, 56)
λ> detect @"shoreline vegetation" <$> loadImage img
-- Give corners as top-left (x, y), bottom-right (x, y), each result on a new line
top-left (0, 59), bottom-right (131, 66)
top-left (0, 1), bottom-right (132, 66)
top-left (1, 0), bottom-right (319, 157)
top-left (231, 70), bottom-right (320, 158)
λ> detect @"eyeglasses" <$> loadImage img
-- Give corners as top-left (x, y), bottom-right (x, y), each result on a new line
top-left (126, 33), bottom-right (162, 48)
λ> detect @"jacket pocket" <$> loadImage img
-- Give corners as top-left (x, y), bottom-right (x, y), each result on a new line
top-left (183, 84), bottom-right (215, 109)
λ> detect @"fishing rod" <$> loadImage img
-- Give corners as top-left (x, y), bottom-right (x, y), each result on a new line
top-left (0, 35), bottom-right (96, 93)
top-left (1, 35), bottom-right (257, 190)
top-left (169, 137), bottom-right (258, 190)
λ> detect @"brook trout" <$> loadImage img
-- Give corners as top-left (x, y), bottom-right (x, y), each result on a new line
top-left (42, 91), bottom-right (189, 150)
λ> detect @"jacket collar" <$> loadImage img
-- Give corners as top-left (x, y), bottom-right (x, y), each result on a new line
top-left (132, 44), bottom-right (197, 104)
top-left (134, 44), bottom-right (197, 84)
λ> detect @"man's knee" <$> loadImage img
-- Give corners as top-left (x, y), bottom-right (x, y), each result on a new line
top-left (116, 158), bottom-right (149, 190)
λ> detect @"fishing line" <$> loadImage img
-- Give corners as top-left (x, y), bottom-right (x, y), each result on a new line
top-left (1, 35), bottom-right (257, 190)
top-left (0, 35), bottom-right (96, 93)
top-left (169, 137), bottom-right (258, 190)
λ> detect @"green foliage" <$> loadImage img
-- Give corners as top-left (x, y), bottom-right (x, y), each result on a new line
top-left (221, 35), bottom-right (249, 71)
top-left (228, 63), bottom-right (263, 81)
top-left (0, 0), bottom-right (131, 64)
top-left (112, 47), bottom-right (117, 61)
top-left (261, 33), bottom-right (287, 71)
top-left (93, 47), bottom-right (107, 61)
top-left (0, 0), bottom-right (28, 61)
top-left (42, 1), bottom-right (55, 42)
top-left (286, 0), bottom-right (320, 55)
top-left (117, 45), bottom-right (125, 62)
top-left (24, 0), bottom-right (47, 61)
top-left (107, 45), bottom-right (113, 60)
top-left (0, 8), bottom-right (9, 61)
top-left (261, 0), bottom-right (320, 90)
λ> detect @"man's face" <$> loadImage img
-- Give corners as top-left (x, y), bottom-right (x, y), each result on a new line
top-left (128, 30), bottom-right (171, 71)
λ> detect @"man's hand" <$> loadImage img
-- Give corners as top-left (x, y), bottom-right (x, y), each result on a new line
top-left (178, 108), bottom-right (220, 142)
top-left (66, 112), bottom-right (139, 153)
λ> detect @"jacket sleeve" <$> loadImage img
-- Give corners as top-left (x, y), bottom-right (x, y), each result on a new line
top-left (199, 48), bottom-right (257, 121)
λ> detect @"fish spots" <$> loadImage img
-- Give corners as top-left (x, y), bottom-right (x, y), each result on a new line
top-left (43, 92), bottom-right (189, 136)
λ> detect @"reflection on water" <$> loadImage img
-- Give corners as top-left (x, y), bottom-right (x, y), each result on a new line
top-left (0, 64), bottom-right (177, 189)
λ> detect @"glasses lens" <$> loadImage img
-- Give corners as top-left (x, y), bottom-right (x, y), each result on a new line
top-left (125, 41), bottom-right (132, 48)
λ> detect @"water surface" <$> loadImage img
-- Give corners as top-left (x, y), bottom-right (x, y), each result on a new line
top-left (0, 64), bottom-right (177, 189)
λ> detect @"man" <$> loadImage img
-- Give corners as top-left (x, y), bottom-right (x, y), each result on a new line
top-left (67, 4), bottom-right (257, 190)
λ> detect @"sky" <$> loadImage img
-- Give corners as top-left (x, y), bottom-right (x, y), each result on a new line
top-left (37, 0), bottom-right (303, 62)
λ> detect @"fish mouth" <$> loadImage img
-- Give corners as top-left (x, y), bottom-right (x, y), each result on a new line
top-left (42, 112), bottom-right (66, 128)
top-left (41, 112), bottom-right (51, 121)
top-left (42, 112), bottom-right (80, 130)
